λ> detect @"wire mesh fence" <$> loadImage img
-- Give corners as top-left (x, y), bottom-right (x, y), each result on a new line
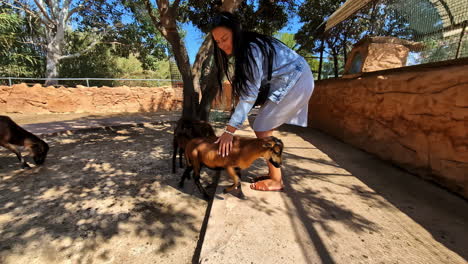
top-left (169, 58), bottom-right (183, 88)
top-left (317, 0), bottom-right (468, 79)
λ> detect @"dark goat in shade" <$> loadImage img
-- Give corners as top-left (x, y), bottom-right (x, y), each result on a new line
top-left (172, 118), bottom-right (215, 173)
top-left (0, 115), bottom-right (49, 168)
top-left (182, 136), bottom-right (284, 199)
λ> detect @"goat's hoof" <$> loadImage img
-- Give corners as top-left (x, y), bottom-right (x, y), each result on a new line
top-left (178, 182), bottom-right (185, 188)
top-left (224, 186), bottom-right (245, 199)
top-left (223, 187), bottom-right (234, 193)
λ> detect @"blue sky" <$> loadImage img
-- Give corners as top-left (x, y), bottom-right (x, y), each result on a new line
top-left (182, 15), bottom-right (304, 64)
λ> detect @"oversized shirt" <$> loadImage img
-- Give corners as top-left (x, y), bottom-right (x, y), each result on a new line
top-left (227, 41), bottom-right (306, 128)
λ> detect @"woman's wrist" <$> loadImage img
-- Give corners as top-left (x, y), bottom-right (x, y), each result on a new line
top-left (225, 125), bottom-right (237, 134)
top-left (223, 129), bottom-right (234, 136)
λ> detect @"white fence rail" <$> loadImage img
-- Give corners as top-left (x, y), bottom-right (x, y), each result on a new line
top-left (0, 77), bottom-right (182, 87)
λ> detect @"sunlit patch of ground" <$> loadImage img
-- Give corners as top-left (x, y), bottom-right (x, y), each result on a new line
top-left (0, 123), bottom-right (217, 264)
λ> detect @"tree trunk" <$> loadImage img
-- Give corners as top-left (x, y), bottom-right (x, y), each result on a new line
top-left (165, 31), bottom-right (197, 120)
top-left (318, 39), bottom-right (324, 80)
top-left (369, 1), bottom-right (378, 36)
top-left (192, 35), bottom-right (214, 95)
top-left (45, 50), bottom-right (59, 85)
top-left (198, 58), bottom-right (218, 121)
top-left (146, 0), bottom-right (197, 120)
top-left (343, 34), bottom-right (348, 65)
top-left (333, 49), bottom-right (339, 77)
top-left (45, 24), bottom-right (65, 85)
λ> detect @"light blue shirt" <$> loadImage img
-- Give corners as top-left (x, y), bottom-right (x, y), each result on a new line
top-left (228, 41), bottom-right (307, 128)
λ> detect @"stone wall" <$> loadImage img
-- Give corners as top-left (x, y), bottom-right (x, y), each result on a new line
top-left (0, 84), bottom-right (183, 114)
top-left (308, 61), bottom-right (468, 198)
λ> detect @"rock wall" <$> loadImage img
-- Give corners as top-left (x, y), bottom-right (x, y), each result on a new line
top-left (309, 62), bottom-right (468, 198)
top-left (0, 84), bottom-right (183, 114)
top-left (344, 37), bottom-right (422, 74)
top-left (362, 43), bottom-right (410, 72)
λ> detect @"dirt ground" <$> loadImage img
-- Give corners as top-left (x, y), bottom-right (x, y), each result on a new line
top-left (6, 112), bottom-right (179, 126)
top-left (0, 122), bottom-right (218, 264)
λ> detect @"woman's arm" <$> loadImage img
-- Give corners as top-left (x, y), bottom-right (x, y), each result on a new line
top-left (217, 43), bottom-right (265, 157)
top-left (226, 43), bottom-right (264, 129)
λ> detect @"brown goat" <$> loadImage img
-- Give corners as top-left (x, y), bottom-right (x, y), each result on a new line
top-left (172, 118), bottom-right (215, 173)
top-left (181, 136), bottom-right (284, 199)
top-left (0, 115), bottom-right (49, 169)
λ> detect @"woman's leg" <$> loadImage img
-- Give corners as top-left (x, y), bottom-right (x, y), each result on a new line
top-left (252, 130), bottom-right (283, 190)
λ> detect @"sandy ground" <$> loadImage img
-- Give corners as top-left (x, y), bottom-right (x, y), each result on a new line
top-left (1, 112), bottom-right (467, 264)
top-left (0, 122), bottom-right (218, 264)
top-left (7, 112), bottom-right (181, 126)
top-left (201, 125), bottom-right (468, 264)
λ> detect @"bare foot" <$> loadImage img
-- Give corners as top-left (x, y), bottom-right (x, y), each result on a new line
top-left (250, 179), bottom-right (283, 191)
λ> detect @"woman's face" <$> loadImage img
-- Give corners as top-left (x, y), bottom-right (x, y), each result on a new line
top-left (212, 26), bottom-right (233, 56)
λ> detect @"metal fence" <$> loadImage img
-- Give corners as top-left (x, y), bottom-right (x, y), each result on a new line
top-left (0, 77), bottom-right (182, 88)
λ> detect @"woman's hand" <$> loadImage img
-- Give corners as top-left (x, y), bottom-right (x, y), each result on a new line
top-left (215, 132), bottom-right (233, 157)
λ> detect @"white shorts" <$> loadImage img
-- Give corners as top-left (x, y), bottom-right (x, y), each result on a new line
top-left (250, 61), bottom-right (315, 132)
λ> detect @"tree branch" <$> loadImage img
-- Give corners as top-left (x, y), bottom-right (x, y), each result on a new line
top-left (191, 34), bottom-right (213, 84)
top-left (144, 0), bottom-right (162, 32)
top-left (0, 1), bottom-right (35, 16)
top-left (220, 0), bottom-right (244, 12)
top-left (33, 0), bottom-right (55, 25)
top-left (59, 37), bottom-right (100, 60)
top-left (1, 0), bottom-right (54, 28)
top-left (45, 0), bottom-right (56, 18)
top-left (172, 0), bottom-right (181, 9)
top-left (156, 0), bottom-right (168, 14)
top-left (66, 0), bottom-right (91, 21)
top-left (64, 0), bottom-right (72, 8)
top-left (101, 41), bottom-right (132, 47)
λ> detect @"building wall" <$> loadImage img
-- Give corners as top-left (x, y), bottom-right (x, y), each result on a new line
top-left (309, 61), bottom-right (468, 198)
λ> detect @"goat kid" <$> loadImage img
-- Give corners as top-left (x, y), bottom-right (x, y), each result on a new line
top-left (0, 115), bottom-right (49, 169)
top-left (172, 118), bottom-right (215, 173)
top-left (182, 136), bottom-right (284, 199)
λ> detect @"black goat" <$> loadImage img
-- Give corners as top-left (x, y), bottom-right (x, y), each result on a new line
top-left (172, 118), bottom-right (215, 173)
top-left (0, 115), bottom-right (49, 168)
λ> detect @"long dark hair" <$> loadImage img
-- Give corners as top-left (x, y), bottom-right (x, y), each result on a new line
top-left (210, 12), bottom-right (280, 103)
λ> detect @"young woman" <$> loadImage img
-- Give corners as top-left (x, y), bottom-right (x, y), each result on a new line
top-left (211, 12), bottom-right (314, 191)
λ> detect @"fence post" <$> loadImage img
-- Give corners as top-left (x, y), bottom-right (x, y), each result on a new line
top-left (455, 20), bottom-right (467, 59)
top-left (8, 77), bottom-right (12, 86)
top-left (86, 78), bottom-right (89, 87)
